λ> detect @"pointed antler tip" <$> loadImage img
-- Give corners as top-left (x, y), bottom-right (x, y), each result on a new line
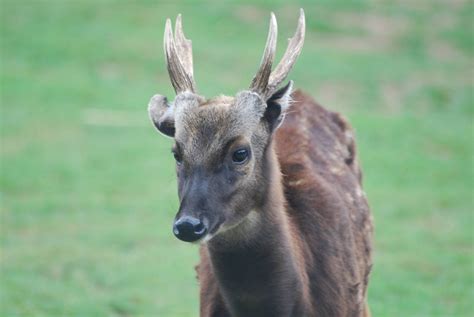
top-left (269, 12), bottom-right (277, 31)
top-left (296, 9), bottom-right (306, 33)
top-left (175, 15), bottom-right (183, 36)
top-left (176, 14), bottom-right (183, 26)
top-left (272, 12), bottom-right (279, 23)
top-left (164, 19), bottom-right (173, 41)
top-left (163, 14), bottom-right (196, 94)
top-left (299, 9), bottom-right (305, 23)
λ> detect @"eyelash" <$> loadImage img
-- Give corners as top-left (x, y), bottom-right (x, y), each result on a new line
top-left (172, 150), bottom-right (182, 165)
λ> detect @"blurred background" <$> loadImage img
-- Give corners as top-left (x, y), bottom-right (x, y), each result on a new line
top-left (1, 0), bottom-right (472, 316)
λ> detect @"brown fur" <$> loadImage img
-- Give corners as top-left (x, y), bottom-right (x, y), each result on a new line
top-left (149, 10), bottom-right (373, 316)
top-left (195, 90), bottom-right (373, 316)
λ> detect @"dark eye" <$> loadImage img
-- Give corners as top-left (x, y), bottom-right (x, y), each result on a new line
top-left (172, 151), bottom-right (182, 165)
top-left (232, 148), bottom-right (249, 164)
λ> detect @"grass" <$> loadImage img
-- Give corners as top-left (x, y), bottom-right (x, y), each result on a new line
top-left (1, 0), bottom-right (473, 316)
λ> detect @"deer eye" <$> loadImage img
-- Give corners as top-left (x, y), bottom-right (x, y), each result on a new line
top-left (172, 150), bottom-right (182, 165)
top-left (232, 148), bottom-right (249, 164)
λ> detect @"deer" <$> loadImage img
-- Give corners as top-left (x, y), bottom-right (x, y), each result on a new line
top-left (148, 9), bottom-right (373, 317)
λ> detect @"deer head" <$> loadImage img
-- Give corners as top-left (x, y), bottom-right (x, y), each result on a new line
top-left (148, 10), bottom-right (305, 243)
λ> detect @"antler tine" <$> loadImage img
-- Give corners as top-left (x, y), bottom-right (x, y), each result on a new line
top-left (174, 14), bottom-right (194, 78)
top-left (266, 9), bottom-right (305, 98)
top-left (250, 13), bottom-right (277, 95)
top-left (163, 17), bottom-right (196, 94)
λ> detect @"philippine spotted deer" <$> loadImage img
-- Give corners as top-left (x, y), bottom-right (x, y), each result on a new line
top-left (148, 9), bottom-right (373, 317)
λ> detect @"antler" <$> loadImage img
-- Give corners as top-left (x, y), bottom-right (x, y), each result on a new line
top-left (250, 9), bottom-right (305, 99)
top-left (164, 14), bottom-right (197, 94)
top-left (250, 13), bottom-right (277, 96)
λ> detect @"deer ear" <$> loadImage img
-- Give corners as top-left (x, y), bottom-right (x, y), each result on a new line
top-left (264, 80), bottom-right (293, 131)
top-left (148, 94), bottom-right (175, 138)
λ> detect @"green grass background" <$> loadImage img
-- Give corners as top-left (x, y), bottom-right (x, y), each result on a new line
top-left (1, 0), bottom-right (472, 316)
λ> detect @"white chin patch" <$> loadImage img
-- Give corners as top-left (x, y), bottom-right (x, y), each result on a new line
top-left (201, 234), bottom-right (214, 244)
top-left (200, 210), bottom-right (260, 244)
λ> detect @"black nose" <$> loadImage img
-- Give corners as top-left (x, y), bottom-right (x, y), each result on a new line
top-left (173, 216), bottom-right (207, 242)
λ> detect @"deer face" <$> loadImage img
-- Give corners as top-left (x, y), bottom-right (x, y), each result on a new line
top-left (148, 11), bottom-right (304, 243)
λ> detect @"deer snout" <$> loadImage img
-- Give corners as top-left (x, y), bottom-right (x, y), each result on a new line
top-left (173, 216), bottom-right (208, 242)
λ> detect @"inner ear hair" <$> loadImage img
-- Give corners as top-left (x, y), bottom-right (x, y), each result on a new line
top-left (267, 81), bottom-right (293, 106)
top-left (148, 94), bottom-right (176, 138)
top-left (264, 81), bottom-right (293, 130)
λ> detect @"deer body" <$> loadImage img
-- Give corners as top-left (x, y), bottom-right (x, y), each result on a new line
top-left (198, 144), bottom-right (307, 317)
top-left (197, 91), bottom-right (373, 316)
top-left (148, 10), bottom-right (373, 317)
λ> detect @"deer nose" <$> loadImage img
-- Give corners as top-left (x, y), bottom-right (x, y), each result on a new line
top-left (173, 216), bottom-right (207, 242)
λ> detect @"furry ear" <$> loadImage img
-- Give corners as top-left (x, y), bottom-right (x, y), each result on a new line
top-left (148, 94), bottom-right (175, 137)
top-left (264, 80), bottom-right (293, 130)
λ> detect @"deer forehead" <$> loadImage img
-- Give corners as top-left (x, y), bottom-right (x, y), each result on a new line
top-left (174, 92), bottom-right (266, 151)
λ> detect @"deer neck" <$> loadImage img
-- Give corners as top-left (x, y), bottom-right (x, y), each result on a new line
top-left (205, 145), bottom-right (306, 316)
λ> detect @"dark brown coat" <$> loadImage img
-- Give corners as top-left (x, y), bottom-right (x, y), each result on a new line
top-left (196, 90), bottom-right (373, 316)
